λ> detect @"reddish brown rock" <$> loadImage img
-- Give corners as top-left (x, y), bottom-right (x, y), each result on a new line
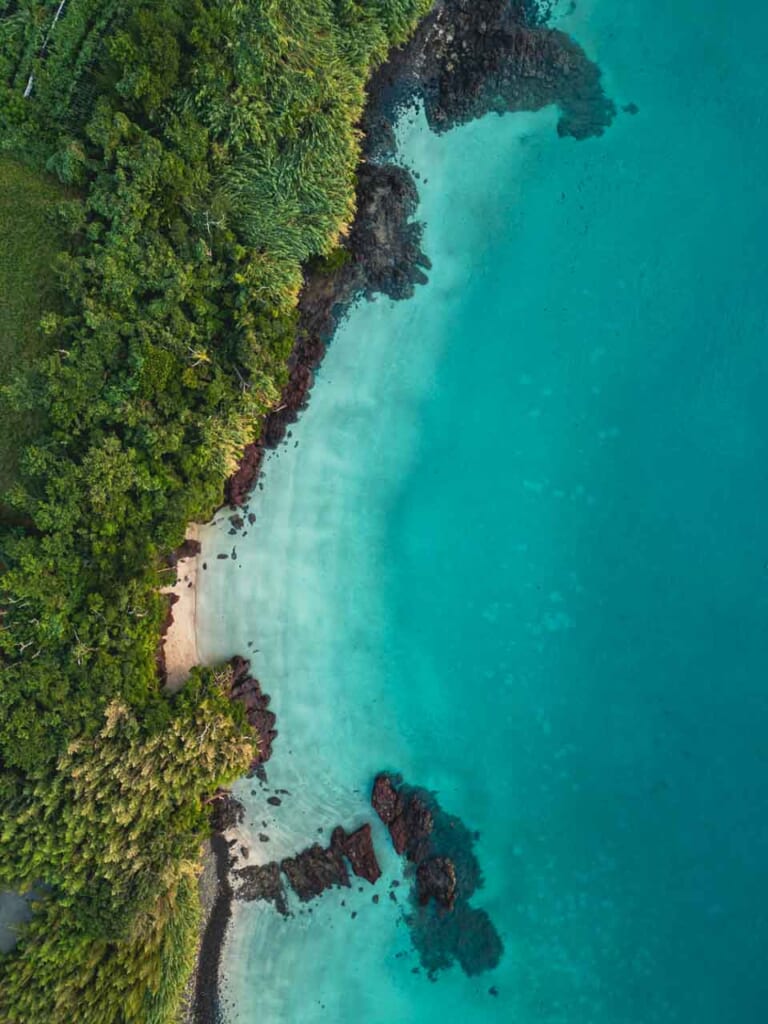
top-left (417, 856), bottom-right (457, 911)
top-left (228, 656), bottom-right (277, 765)
top-left (371, 772), bottom-right (504, 979)
top-left (372, 773), bottom-right (402, 825)
top-left (331, 824), bottom-right (382, 884)
top-left (373, 774), bottom-right (433, 860)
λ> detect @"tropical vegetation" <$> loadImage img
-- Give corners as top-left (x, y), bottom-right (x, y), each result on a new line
top-left (0, 156), bottom-right (67, 507)
top-left (0, 1), bottom-right (431, 1020)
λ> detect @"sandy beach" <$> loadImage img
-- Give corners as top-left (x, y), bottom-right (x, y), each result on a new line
top-left (162, 524), bottom-right (201, 692)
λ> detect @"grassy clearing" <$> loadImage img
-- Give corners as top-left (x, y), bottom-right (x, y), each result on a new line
top-left (0, 157), bottom-right (64, 505)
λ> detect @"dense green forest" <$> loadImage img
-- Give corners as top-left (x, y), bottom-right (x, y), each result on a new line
top-left (0, 2), bottom-right (430, 1020)
top-left (0, 157), bottom-right (67, 506)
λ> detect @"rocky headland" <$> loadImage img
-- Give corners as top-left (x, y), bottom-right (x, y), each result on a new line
top-left (224, 0), bottom-right (614, 510)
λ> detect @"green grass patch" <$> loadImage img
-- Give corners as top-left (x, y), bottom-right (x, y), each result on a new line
top-left (0, 158), bottom-right (64, 506)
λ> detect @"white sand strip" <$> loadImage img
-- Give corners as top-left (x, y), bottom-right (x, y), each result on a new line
top-left (162, 524), bottom-right (201, 692)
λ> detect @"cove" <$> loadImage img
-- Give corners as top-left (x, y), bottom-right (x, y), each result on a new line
top-left (197, 1), bottom-right (768, 1022)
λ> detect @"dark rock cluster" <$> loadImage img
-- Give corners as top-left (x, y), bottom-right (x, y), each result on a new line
top-left (209, 791), bottom-right (245, 835)
top-left (331, 824), bottom-right (382, 884)
top-left (372, 772), bottom-right (503, 978)
top-left (368, 0), bottom-right (615, 141)
top-left (228, 656), bottom-right (277, 766)
top-left (232, 823), bottom-right (381, 914)
top-left (170, 537), bottom-right (202, 564)
top-left (232, 861), bottom-right (288, 916)
top-left (223, 161), bottom-right (429, 507)
top-left (416, 856), bottom-right (457, 911)
top-left (281, 843), bottom-right (349, 902)
top-left (224, 0), bottom-right (614, 510)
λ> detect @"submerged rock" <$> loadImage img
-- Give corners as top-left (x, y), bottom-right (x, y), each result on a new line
top-left (372, 772), bottom-right (503, 979)
top-left (410, 902), bottom-right (504, 978)
top-left (416, 856), bottom-right (457, 911)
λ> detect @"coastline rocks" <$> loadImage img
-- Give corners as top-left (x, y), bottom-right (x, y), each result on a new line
top-left (349, 163), bottom-right (430, 301)
top-left (223, 158), bottom-right (430, 508)
top-left (210, 791), bottom-right (245, 834)
top-left (225, 441), bottom-right (265, 508)
top-left (233, 862), bottom-right (288, 916)
top-left (331, 824), bottom-right (382, 884)
top-left (427, 1), bottom-right (616, 141)
top-left (193, 833), bottom-right (233, 1024)
top-left (163, 536), bottom-right (201, 571)
top-left (372, 772), bottom-right (503, 978)
top-left (373, 772), bottom-right (433, 860)
top-left (232, 824), bottom-right (382, 914)
top-left (223, 0), bottom-right (614, 511)
top-left (371, 773), bottom-right (401, 824)
top-left (229, 656), bottom-right (277, 765)
top-left (369, 0), bottom-right (615, 142)
top-left (281, 843), bottom-right (350, 902)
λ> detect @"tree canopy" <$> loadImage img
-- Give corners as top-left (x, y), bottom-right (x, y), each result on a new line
top-left (0, 1), bottom-right (431, 1019)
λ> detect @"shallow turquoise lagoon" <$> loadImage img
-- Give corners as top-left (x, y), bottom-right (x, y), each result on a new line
top-left (197, 1), bottom-right (768, 1021)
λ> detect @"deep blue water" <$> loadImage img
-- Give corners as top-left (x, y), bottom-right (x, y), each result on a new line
top-left (198, 1), bottom-right (768, 1021)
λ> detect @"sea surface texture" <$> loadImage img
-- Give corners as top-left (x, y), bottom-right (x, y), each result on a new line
top-left (197, 1), bottom-right (768, 1021)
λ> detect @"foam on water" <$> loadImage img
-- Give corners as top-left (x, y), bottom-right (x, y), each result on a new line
top-left (198, 2), bottom-right (768, 1021)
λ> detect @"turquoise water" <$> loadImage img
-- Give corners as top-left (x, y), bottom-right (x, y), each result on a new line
top-left (198, 1), bottom-right (768, 1021)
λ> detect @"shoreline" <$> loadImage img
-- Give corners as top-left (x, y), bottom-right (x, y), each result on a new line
top-left (187, 2), bottom-right (616, 1020)
top-left (161, 525), bottom-right (202, 693)
top-left (181, 836), bottom-right (232, 1024)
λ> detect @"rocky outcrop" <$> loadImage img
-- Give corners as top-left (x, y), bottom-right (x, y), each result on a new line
top-left (368, 0), bottom-right (615, 142)
top-left (372, 772), bottom-right (503, 978)
top-left (331, 824), bottom-right (382, 884)
top-left (372, 772), bottom-right (434, 860)
top-left (228, 656), bottom-right (277, 766)
top-left (168, 537), bottom-right (202, 565)
top-left (224, 0), bottom-right (613, 510)
top-left (371, 773), bottom-right (401, 824)
top-left (233, 823), bottom-right (382, 916)
top-left (223, 163), bottom-right (428, 507)
top-left (281, 843), bottom-right (350, 902)
top-left (416, 856), bottom-right (457, 910)
top-left (233, 861), bottom-right (289, 916)
top-left (209, 791), bottom-right (245, 834)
